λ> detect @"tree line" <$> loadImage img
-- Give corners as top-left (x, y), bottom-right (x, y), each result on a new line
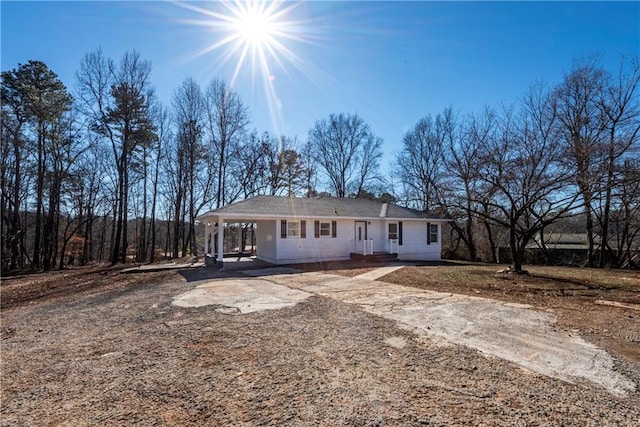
top-left (395, 57), bottom-right (640, 271)
top-left (1, 50), bottom-right (638, 273)
top-left (1, 49), bottom-right (384, 272)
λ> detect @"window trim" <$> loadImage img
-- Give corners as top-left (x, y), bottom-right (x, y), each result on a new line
top-left (388, 222), bottom-right (398, 240)
top-left (314, 220), bottom-right (337, 238)
top-left (429, 223), bottom-right (438, 243)
top-left (319, 221), bottom-right (331, 237)
top-left (286, 221), bottom-right (300, 238)
top-left (427, 222), bottom-right (438, 244)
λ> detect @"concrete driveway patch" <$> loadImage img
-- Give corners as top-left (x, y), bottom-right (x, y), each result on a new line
top-left (260, 269), bottom-right (635, 396)
top-left (382, 297), bottom-right (634, 395)
top-left (173, 266), bottom-right (634, 395)
top-left (353, 264), bottom-right (404, 280)
top-left (172, 279), bottom-right (311, 314)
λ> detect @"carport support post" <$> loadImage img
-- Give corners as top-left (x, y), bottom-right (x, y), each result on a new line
top-left (205, 222), bottom-right (212, 256)
top-left (217, 217), bottom-right (224, 268)
top-left (208, 224), bottom-right (213, 255)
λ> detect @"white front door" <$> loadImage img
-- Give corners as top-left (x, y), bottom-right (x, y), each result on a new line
top-left (354, 221), bottom-right (367, 252)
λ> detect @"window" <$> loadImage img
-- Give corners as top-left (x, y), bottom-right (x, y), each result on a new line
top-left (287, 221), bottom-right (300, 238)
top-left (320, 222), bottom-right (331, 237)
top-left (281, 220), bottom-right (306, 238)
top-left (428, 223), bottom-right (438, 244)
top-left (388, 223), bottom-right (398, 240)
top-left (314, 220), bottom-right (337, 238)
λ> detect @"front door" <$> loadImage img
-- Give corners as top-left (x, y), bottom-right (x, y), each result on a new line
top-left (354, 221), bottom-right (367, 253)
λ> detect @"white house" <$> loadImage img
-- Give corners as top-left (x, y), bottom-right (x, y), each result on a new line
top-left (196, 195), bottom-right (448, 266)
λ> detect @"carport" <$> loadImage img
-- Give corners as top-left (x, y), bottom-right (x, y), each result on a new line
top-left (201, 214), bottom-right (263, 268)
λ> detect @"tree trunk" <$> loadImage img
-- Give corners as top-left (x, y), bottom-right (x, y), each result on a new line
top-left (111, 158), bottom-right (125, 265)
top-left (165, 216), bottom-right (171, 260)
top-left (33, 122), bottom-right (46, 270)
top-left (82, 205), bottom-right (93, 265)
top-left (511, 251), bottom-right (524, 272)
top-left (172, 196), bottom-right (181, 259)
top-left (216, 139), bottom-right (226, 208)
top-left (465, 214), bottom-right (477, 262)
top-left (9, 139), bottom-right (22, 270)
top-left (509, 226), bottom-right (524, 273)
top-left (43, 172), bottom-right (60, 271)
top-left (98, 216), bottom-right (106, 262)
top-left (189, 163), bottom-right (197, 256)
top-left (149, 144), bottom-right (161, 262)
top-left (482, 219), bottom-right (497, 263)
top-left (585, 204), bottom-right (595, 268)
top-left (599, 138), bottom-right (616, 268)
top-left (138, 152), bottom-right (148, 262)
top-left (121, 163), bottom-right (129, 264)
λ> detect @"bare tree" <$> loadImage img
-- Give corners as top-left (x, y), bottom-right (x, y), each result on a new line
top-left (42, 108), bottom-right (87, 269)
top-left (612, 158), bottom-right (640, 267)
top-left (595, 57), bottom-right (640, 267)
top-left (227, 131), bottom-right (270, 201)
top-left (149, 103), bottom-right (170, 262)
top-left (438, 108), bottom-right (496, 261)
top-left (308, 113), bottom-right (382, 197)
top-left (473, 87), bottom-right (580, 272)
top-left (300, 141), bottom-right (318, 197)
top-left (554, 57), bottom-right (640, 267)
top-left (554, 58), bottom-right (608, 267)
top-left (75, 139), bottom-right (106, 265)
top-left (397, 109), bottom-right (452, 211)
top-left (170, 78), bottom-right (209, 257)
top-left (204, 79), bottom-right (249, 208)
top-left (76, 50), bottom-right (156, 264)
top-left (260, 133), bottom-right (305, 196)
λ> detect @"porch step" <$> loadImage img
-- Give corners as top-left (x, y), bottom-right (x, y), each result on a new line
top-left (349, 252), bottom-right (398, 263)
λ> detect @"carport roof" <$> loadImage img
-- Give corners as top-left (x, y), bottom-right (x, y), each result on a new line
top-left (197, 195), bottom-right (448, 221)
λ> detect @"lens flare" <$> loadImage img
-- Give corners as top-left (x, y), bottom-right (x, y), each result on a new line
top-left (175, 0), bottom-right (323, 134)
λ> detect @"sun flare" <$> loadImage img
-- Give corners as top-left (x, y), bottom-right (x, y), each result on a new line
top-left (177, 0), bottom-right (323, 134)
top-left (236, 8), bottom-right (275, 45)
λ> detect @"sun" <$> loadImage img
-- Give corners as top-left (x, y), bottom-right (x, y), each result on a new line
top-left (178, 0), bottom-right (307, 82)
top-left (222, 0), bottom-right (287, 83)
top-left (176, 0), bottom-right (323, 134)
top-left (235, 7), bottom-right (275, 46)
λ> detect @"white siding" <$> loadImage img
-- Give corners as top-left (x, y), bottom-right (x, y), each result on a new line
top-left (253, 217), bottom-right (442, 264)
top-left (368, 221), bottom-right (386, 251)
top-left (274, 219), bottom-right (352, 263)
top-left (396, 220), bottom-right (442, 261)
top-left (255, 220), bottom-right (278, 263)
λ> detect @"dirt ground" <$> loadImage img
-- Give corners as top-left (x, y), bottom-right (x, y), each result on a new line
top-left (380, 263), bottom-right (640, 365)
top-left (2, 261), bottom-right (640, 425)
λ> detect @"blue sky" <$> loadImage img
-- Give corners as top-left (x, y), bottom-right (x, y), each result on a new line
top-left (2, 1), bottom-right (639, 172)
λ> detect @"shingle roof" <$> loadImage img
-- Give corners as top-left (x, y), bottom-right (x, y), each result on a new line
top-left (198, 195), bottom-right (447, 220)
top-left (526, 233), bottom-right (594, 250)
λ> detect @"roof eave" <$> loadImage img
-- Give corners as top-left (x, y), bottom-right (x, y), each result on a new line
top-left (196, 211), bottom-right (448, 221)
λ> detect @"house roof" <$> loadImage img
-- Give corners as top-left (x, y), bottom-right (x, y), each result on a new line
top-left (197, 195), bottom-right (448, 221)
top-left (526, 233), bottom-right (594, 250)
